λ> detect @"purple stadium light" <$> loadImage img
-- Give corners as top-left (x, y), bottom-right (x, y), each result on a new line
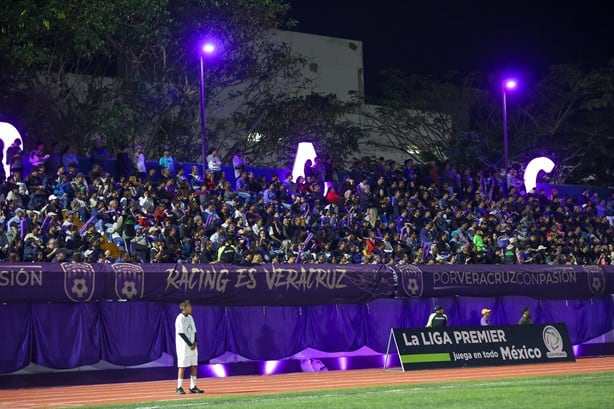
top-left (198, 39), bottom-right (220, 176)
top-left (504, 78), bottom-right (518, 90)
top-left (202, 42), bottom-right (216, 54)
top-left (502, 77), bottom-right (519, 171)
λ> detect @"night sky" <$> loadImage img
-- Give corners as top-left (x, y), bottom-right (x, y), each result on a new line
top-left (288, 0), bottom-right (614, 95)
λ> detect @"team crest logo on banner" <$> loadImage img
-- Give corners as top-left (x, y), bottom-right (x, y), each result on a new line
top-left (543, 325), bottom-right (568, 358)
top-left (583, 265), bottom-right (605, 296)
top-left (395, 264), bottom-right (424, 298)
top-left (112, 263), bottom-right (145, 300)
top-left (62, 262), bottom-right (96, 302)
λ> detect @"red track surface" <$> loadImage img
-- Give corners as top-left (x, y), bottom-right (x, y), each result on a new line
top-left (1, 357), bottom-right (613, 409)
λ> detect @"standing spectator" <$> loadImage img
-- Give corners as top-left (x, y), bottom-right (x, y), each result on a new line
top-left (304, 159), bottom-right (316, 180)
top-left (90, 137), bottom-right (110, 169)
top-left (403, 159), bottom-right (418, 188)
top-left (61, 145), bottom-right (79, 172)
top-left (46, 142), bottom-right (61, 177)
top-left (518, 306), bottom-right (532, 325)
top-left (426, 305), bottom-right (448, 328)
top-left (133, 145), bottom-right (147, 180)
top-left (6, 139), bottom-right (24, 177)
top-left (232, 148), bottom-right (247, 181)
top-left (480, 308), bottom-right (491, 326)
top-left (159, 147), bottom-right (175, 176)
top-left (206, 147), bottom-right (223, 182)
top-left (116, 144), bottom-right (132, 179)
top-left (0, 140), bottom-right (5, 182)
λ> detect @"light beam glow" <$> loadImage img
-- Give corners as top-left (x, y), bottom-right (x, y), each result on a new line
top-left (524, 156), bottom-right (555, 193)
top-left (211, 364), bottom-right (228, 378)
top-left (202, 43), bottom-right (215, 54)
top-left (263, 360), bottom-right (280, 375)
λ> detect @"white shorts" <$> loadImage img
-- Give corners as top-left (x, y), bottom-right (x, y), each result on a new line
top-left (177, 347), bottom-right (198, 368)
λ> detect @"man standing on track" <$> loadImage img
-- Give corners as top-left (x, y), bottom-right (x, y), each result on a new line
top-left (175, 300), bottom-right (204, 395)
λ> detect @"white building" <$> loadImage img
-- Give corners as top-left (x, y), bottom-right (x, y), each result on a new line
top-left (272, 30), bottom-right (365, 102)
top-left (271, 30), bottom-right (450, 165)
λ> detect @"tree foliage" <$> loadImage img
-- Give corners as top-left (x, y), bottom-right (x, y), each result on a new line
top-left (0, 0), bottom-right (360, 165)
top-left (240, 93), bottom-right (363, 168)
top-left (374, 64), bottom-right (614, 185)
top-left (465, 63), bottom-right (614, 184)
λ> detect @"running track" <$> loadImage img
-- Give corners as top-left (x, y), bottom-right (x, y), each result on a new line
top-left (1, 357), bottom-right (613, 408)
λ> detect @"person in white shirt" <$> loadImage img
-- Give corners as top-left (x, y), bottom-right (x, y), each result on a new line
top-left (206, 147), bottom-right (223, 182)
top-left (133, 145), bottom-right (147, 179)
top-left (232, 149), bottom-right (247, 180)
top-left (175, 300), bottom-right (204, 395)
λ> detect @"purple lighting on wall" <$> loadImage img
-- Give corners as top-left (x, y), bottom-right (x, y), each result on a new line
top-left (572, 345), bottom-right (580, 357)
top-left (212, 363), bottom-right (228, 378)
top-left (200, 363), bottom-right (228, 378)
top-left (338, 356), bottom-right (348, 371)
top-left (263, 360), bottom-right (281, 375)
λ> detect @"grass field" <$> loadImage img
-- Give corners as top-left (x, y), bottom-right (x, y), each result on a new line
top-left (73, 372), bottom-right (614, 409)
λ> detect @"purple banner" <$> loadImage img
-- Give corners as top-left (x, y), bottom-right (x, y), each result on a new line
top-left (392, 264), bottom-right (614, 300)
top-left (0, 263), bottom-right (394, 306)
top-left (0, 263), bottom-right (612, 305)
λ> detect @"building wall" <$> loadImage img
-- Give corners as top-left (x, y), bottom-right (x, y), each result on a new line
top-left (273, 30), bottom-right (365, 101)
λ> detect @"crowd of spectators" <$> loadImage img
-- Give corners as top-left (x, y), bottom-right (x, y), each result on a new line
top-left (0, 137), bottom-right (613, 266)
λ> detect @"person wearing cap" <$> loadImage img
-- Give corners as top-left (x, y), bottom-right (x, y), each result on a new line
top-left (40, 194), bottom-right (61, 218)
top-left (518, 306), bottom-right (533, 325)
top-left (23, 234), bottom-right (42, 262)
top-left (480, 308), bottom-right (491, 326)
top-left (426, 305), bottom-right (448, 328)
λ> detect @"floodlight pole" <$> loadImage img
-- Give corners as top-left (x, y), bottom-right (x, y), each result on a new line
top-left (199, 55), bottom-right (207, 176)
top-left (502, 86), bottom-right (509, 172)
